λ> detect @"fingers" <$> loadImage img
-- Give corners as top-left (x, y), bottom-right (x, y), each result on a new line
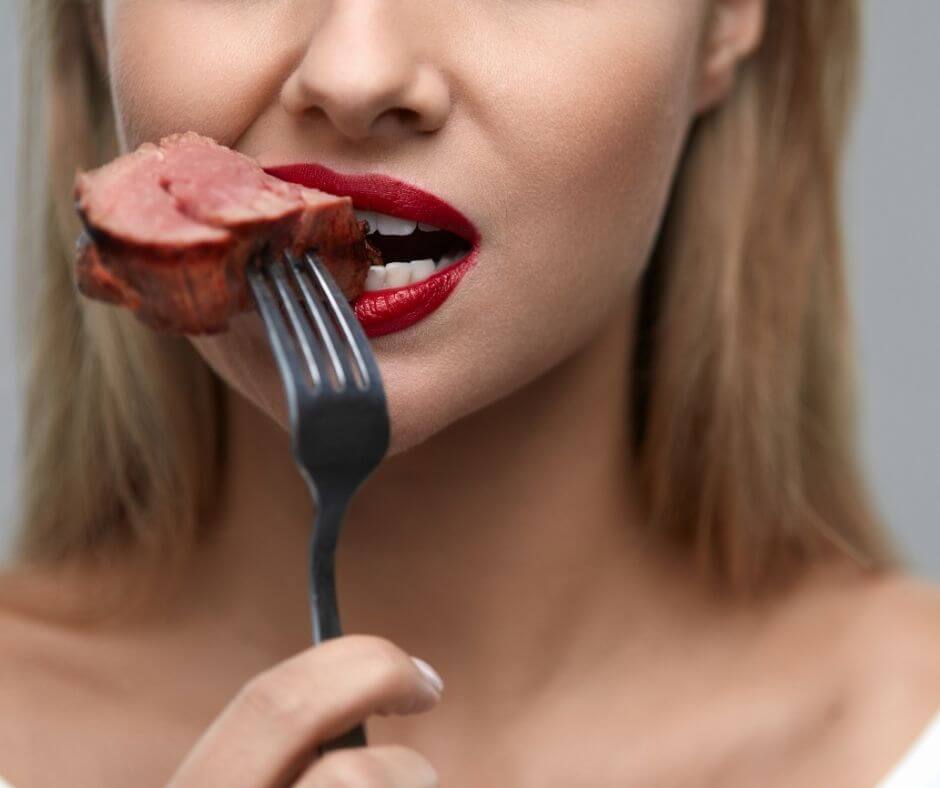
top-left (166, 635), bottom-right (443, 788)
top-left (293, 744), bottom-right (440, 787)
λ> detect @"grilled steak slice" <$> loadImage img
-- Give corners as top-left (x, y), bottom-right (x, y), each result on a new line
top-left (73, 131), bottom-right (380, 334)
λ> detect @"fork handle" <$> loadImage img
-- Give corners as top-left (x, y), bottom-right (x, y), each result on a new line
top-left (309, 493), bottom-right (369, 752)
top-left (310, 547), bottom-right (343, 642)
top-left (309, 491), bottom-right (350, 643)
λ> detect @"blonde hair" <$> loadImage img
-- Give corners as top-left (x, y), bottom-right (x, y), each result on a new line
top-left (11, 0), bottom-right (226, 603)
top-left (10, 1), bottom-right (898, 601)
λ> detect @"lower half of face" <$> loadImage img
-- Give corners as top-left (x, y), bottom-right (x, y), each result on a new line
top-left (105, 1), bottom-right (705, 456)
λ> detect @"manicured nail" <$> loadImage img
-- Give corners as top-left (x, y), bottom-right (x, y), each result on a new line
top-left (411, 656), bottom-right (444, 694)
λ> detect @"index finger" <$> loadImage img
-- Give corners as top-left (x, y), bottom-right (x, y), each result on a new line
top-left (166, 635), bottom-right (443, 788)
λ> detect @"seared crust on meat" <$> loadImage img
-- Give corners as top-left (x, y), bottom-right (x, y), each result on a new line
top-left (73, 131), bottom-right (376, 335)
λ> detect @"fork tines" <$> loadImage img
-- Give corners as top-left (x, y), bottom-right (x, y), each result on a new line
top-left (247, 250), bottom-right (375, 395)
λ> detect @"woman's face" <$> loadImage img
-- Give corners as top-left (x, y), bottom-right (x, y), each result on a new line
top-left (101, 1), bottom-right (718, 456)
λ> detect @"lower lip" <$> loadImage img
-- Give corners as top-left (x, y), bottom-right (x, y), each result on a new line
top-left (353, 248), bottom-right (478, 337)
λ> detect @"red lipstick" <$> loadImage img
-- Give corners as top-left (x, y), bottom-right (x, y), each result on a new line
top-left (264, 163), bottom-right (480, 338)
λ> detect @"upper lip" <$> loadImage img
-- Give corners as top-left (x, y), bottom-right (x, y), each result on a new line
top-left (263, 163), bottom-right (480, 246)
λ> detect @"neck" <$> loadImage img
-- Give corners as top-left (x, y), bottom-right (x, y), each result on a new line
top-left (1, 296), bottom-right (766, 734)
top-left (178, 298), bottom-right (753, 717)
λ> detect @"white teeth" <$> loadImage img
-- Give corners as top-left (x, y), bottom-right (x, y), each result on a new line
top-left (383, 262), bottom-right (413, 288)
top-left (376, 214), bottom-right (417, 236)
top-left (409, 259), bottom-right (436, 284)
top-left (362, 259), bottom-right (441, 292)
top-left (364, 265), bottom-right (387, 291)
top-left (417, 222), bottom-right (438, 232)
top-left (436, 251), bottom-right (462, 270)
top-left (353, 208), bottom-right (430, 236)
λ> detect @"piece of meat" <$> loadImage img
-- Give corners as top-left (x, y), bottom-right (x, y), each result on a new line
top-left (73, 131), bottom-right (380, 334)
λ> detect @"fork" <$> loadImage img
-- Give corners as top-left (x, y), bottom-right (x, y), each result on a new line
top-left (247, 248), bottom-right (391, 753)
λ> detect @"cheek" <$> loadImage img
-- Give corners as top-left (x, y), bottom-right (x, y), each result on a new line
top-left (107, 1), bottom-right (301, 149)
top-left (403, 9), bottom-right (703, 446)
top-left (459, 8), bottom-right (700, 330)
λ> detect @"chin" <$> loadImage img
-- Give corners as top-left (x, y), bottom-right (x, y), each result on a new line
top-left (188, 309), bottom-right (458, 461)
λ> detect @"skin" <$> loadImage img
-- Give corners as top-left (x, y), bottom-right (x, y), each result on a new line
top-left (0, 1), bottom-right (939, 785)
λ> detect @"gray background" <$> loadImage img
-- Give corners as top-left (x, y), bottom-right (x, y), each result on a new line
top-left (0, 3), bottom-right (936, 575)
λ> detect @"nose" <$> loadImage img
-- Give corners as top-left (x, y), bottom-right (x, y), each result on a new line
top-left (279, 3), bottom-right (451, 141)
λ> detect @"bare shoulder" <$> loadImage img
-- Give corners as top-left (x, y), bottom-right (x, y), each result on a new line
top-left (820, 570), bottom-right (940, 783)
top-left (0, 576), bottom-right (129, 786)
top-left (843, 571), bottom-right (940, 692)
top-left (0, 564), bottom-right (137, 694)
top-left (0, 594), bottom-right (85, 709)
top-left (0, 604), bottom-right (64, 783)
top-left (0, 568), bottom-right (256, 787)
top-left (0, 573), bottom-right (108, 695)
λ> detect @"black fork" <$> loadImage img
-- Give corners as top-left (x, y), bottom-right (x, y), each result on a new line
top-left (247, 249), bottom-right (390, 752)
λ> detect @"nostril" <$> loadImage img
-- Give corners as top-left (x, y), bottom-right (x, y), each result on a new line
top-left (394, 108), bottom-right (421, 126)
top-left (372, 106), bottom-right (424, 136)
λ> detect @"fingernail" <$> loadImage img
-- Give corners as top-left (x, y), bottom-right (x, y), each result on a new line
top-left (411, 656), bottom-right (444, 695)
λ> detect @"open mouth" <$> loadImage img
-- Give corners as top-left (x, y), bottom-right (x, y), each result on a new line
top-left (356, 208), bottom-right (474, 291)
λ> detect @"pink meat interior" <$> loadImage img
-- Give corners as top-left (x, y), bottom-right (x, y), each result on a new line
top-left (75, 132), bottom-right (348, 247)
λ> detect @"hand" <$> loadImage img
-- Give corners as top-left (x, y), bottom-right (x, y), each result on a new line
top-left (166, 634), bottom-right (443, 787)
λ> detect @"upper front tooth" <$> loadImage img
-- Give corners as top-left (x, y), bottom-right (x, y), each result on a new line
top-left (374, 214), bottom-right (418, 236)
top-left (417, 222), bottom-right (438, 232)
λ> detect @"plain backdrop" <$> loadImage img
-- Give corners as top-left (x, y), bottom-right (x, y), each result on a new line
top-left (0, 3), bottom-right (936, 575)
